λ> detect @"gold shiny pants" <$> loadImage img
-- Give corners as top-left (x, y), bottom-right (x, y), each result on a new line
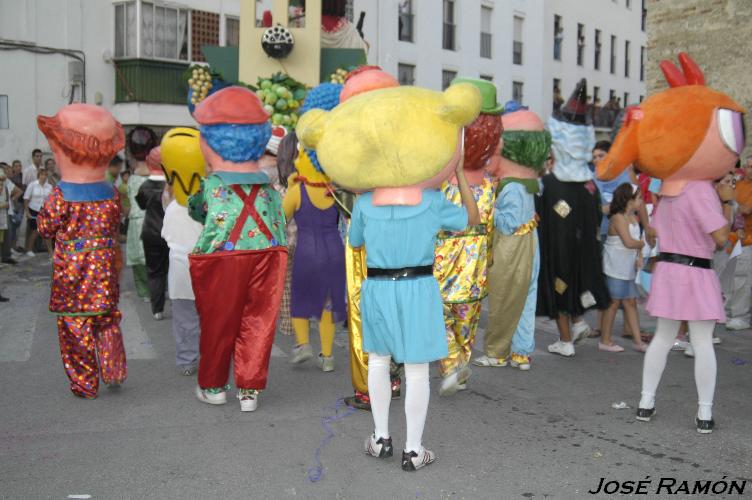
top-left (346, 240), bottom-right (369, 394)
top-left (438, 300), bottom-right (483, 377)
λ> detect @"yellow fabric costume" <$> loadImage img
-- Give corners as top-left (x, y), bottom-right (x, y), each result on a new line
top-left (345, 238), bottom-right (369, 393)
top-left (433, 173), bottom-right (497, 377)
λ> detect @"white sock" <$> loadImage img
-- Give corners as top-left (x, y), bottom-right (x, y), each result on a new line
top-left (688, 320), bottom-right (717, 421)
top-left (367, 354), bottom-right (392, 440)
top-left (640, 318), bottom-right (681, 408)
top-left (404, 363), bottom-right (430, 453)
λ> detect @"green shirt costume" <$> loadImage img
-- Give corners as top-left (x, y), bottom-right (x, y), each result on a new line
top-left (188, 172), bottom-right (287, 254)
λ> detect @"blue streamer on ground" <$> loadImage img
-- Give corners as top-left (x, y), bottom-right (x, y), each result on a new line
top-left (307, 397), bottom-right (357, 482)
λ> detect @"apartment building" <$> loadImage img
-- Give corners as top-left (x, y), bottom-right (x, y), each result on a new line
top-left (352, 0), bottom-right (646, 125)
top-left (0, 0), bottom-right (240, 161)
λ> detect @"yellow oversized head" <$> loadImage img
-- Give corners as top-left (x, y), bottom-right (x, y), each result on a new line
top-left (296, 84), bottom-right (481, 191)
top-left (160, 127), bottom-right (206, 206)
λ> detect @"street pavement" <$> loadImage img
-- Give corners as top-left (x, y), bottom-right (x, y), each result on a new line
top-left (1, 254), bottom-right (751, 499)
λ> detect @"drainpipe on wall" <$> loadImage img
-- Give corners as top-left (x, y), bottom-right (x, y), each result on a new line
top-left (0, 39), bottom-right (87, 103)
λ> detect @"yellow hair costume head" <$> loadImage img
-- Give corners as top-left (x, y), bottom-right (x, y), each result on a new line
top-left (296, 84), bottom-right (481, 192)
top-left (160, 127), bottom-right (206, 206)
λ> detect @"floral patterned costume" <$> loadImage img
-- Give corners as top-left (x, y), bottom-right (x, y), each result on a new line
top-left (433, 173), bottom-right (497, 376)
top-left (37, 182), bottom-right (126, 399)
top-left (188, 171), bottom-right (287, 391)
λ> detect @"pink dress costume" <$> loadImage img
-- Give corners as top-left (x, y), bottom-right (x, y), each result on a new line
top-left (36, 105), bottom-right (127, 399)
top-left (647, 181), bottom-right (727, 321)
top-left (597, 53), bottom-right (745, 432)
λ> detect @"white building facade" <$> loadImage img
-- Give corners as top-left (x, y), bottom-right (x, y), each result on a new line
top-left (0, 0), bottom-right (647, 162)
top-left (354, 0), bottom-right (646, 124)
top-left (0, 0), bottom-right (240, 162)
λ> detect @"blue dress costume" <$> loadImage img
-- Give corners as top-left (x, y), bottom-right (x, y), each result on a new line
top-left (348, 190), bottom-right (468, 363)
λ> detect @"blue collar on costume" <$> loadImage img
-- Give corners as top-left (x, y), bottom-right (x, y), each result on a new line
top-left (213, 171), bottom-right (270, 186)
top-left (58, 181), bottom-right (115, 202)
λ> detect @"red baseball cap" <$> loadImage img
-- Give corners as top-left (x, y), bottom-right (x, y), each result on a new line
top-left (194, 86), bottom-right (270, 125)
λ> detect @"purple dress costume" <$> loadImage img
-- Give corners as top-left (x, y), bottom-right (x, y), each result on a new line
top-left (290, 186), bottom-right (346, 320)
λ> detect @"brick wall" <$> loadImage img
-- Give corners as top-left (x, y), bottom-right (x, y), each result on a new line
top-left (191, 11), bottom-right (220, 62)
top-left (647, 0), bottom-right (752, 158)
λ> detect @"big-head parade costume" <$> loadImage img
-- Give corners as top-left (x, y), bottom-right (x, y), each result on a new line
top-left (537, 79), bottom-right (610, 357)
top-left (160, 127), bottom-right (206, 375)
top-left (335, 66), bottom-right (401, 411)
top-left (136, 146), bottom-right (169, 320)
top-left (597, 53), bottom-right (745, 433)
top-left (125, 126), bottom-right (158, 301)
top-left (283, 83), bottom-right (347, 372)
top-left (36, 104), bottom-right (126, 399)
top-left (188, 86), bottom-right (288, 412)
top-left (475, 103), bottom-right (551, 371)
top-left (298, 83), bottom-right (480, 471)
top-left (434, 77), bottom-right (502, 395)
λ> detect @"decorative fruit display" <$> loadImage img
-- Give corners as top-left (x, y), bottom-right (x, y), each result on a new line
top-left (328, 65), bottom-right (359, 84)
top-left (184, 64), bottom-right (232, 115)
top-left (255, 72), bottom-right (308, 128)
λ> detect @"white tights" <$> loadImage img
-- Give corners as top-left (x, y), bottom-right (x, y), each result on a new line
top-left (639, 318), bottom-right (717, 420)
top-left (368, 354), bottom-right (429, 453)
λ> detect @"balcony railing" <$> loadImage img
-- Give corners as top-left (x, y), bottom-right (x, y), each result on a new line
top-left (513, 41), bottom-right (523, 65)
top-left (443, 23), bottom-right (456, 50)
top-left (480, 32), bottom-right (492, 58)
top-left (115, 59), bottom-right (189, 104)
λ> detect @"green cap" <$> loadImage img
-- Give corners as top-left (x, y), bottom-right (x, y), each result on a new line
top-left (450, 77), bottom-right (503, 115)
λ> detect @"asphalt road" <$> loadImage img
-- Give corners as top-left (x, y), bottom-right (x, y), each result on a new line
top-left (1, 254), bottom-right (751, 499)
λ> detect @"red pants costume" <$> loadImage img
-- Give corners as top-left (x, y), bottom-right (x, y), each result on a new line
top-left (57, 311), bottom-right (127, 399)
top-left (190, 247), bottom-right (287, 390)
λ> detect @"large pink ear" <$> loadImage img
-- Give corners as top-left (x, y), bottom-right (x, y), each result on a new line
top-left (660, 60), bottom-right (687, 88)
top-left (678, 52), bottom-right (706, 86)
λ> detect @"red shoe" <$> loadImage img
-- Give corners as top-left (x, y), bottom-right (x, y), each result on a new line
top-left (344, 391), bottom-right (371, 411)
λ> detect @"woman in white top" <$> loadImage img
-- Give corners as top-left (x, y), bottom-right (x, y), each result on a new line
top-left (23, 166), bottom-right (54, 257)
top-left (600, 183), bottom-right (648, 353)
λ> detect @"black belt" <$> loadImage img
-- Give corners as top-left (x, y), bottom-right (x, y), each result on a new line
top-left (657, 252), bottom-right (711, 269)
top-left (368, 265), bottom-right (434, 280)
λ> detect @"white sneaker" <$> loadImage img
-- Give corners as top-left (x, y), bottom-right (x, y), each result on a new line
top-left (25, 251), bottom-right (35, 257)
top-left (684, 343), bottom-right (695, 358)
top-left (290, 343), bottom-right (314, 364)
top-left (317, 353), bottom-right (335, 372)
top-left (153, 312), bottom-right (164, 321)
top-left (401, 447), bottom-right (436, 471)
top-left (438, 371), bottom-right (462, 397)
top-left (237, 390), bottom-right (258, 412)
top-left (671, 339), bottom-right (690, 351)
top-left (725, 318), bottom-right (750, 331)
top-left (471, 355), bottom-right (508, 367)
top-left (195, 385), bottom-right (227, 405)
top-left (712, 336), bottom-right (721, 345)
top-left (572, 321), bottom-right (591, 344)
top-left (548, 340), bottom-right (575, 357)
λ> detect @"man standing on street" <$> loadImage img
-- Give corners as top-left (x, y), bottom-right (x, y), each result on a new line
top-left (22, 149), bottom-right (43, 187)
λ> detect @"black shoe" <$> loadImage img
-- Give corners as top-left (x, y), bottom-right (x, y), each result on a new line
top-left (636, 407), bottom-right (656, 422)
top-left (2, 258), bottom-right (17, 265)
top-left (401, 448), bottom-right (436, 471)
top-left (696, 418), bottom-right (715, 434)
top-left (0, 295), bottom-right (8, 302)
top-left (364, 435), bottom-right (393, 458)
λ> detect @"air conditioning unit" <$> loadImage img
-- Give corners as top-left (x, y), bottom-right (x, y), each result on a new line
top-left (68, 60), bottom-right (84, 85)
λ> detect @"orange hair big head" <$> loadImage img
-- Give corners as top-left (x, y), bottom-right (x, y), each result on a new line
top-left (597, 53), bottom-right (745, 188)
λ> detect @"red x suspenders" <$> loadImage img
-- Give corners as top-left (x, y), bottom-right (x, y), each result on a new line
top-left (225, 184), bottom-right (276, 247)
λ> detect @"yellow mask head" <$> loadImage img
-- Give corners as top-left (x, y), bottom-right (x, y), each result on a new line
top-left (160, 127), bottom-right (206, 206)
